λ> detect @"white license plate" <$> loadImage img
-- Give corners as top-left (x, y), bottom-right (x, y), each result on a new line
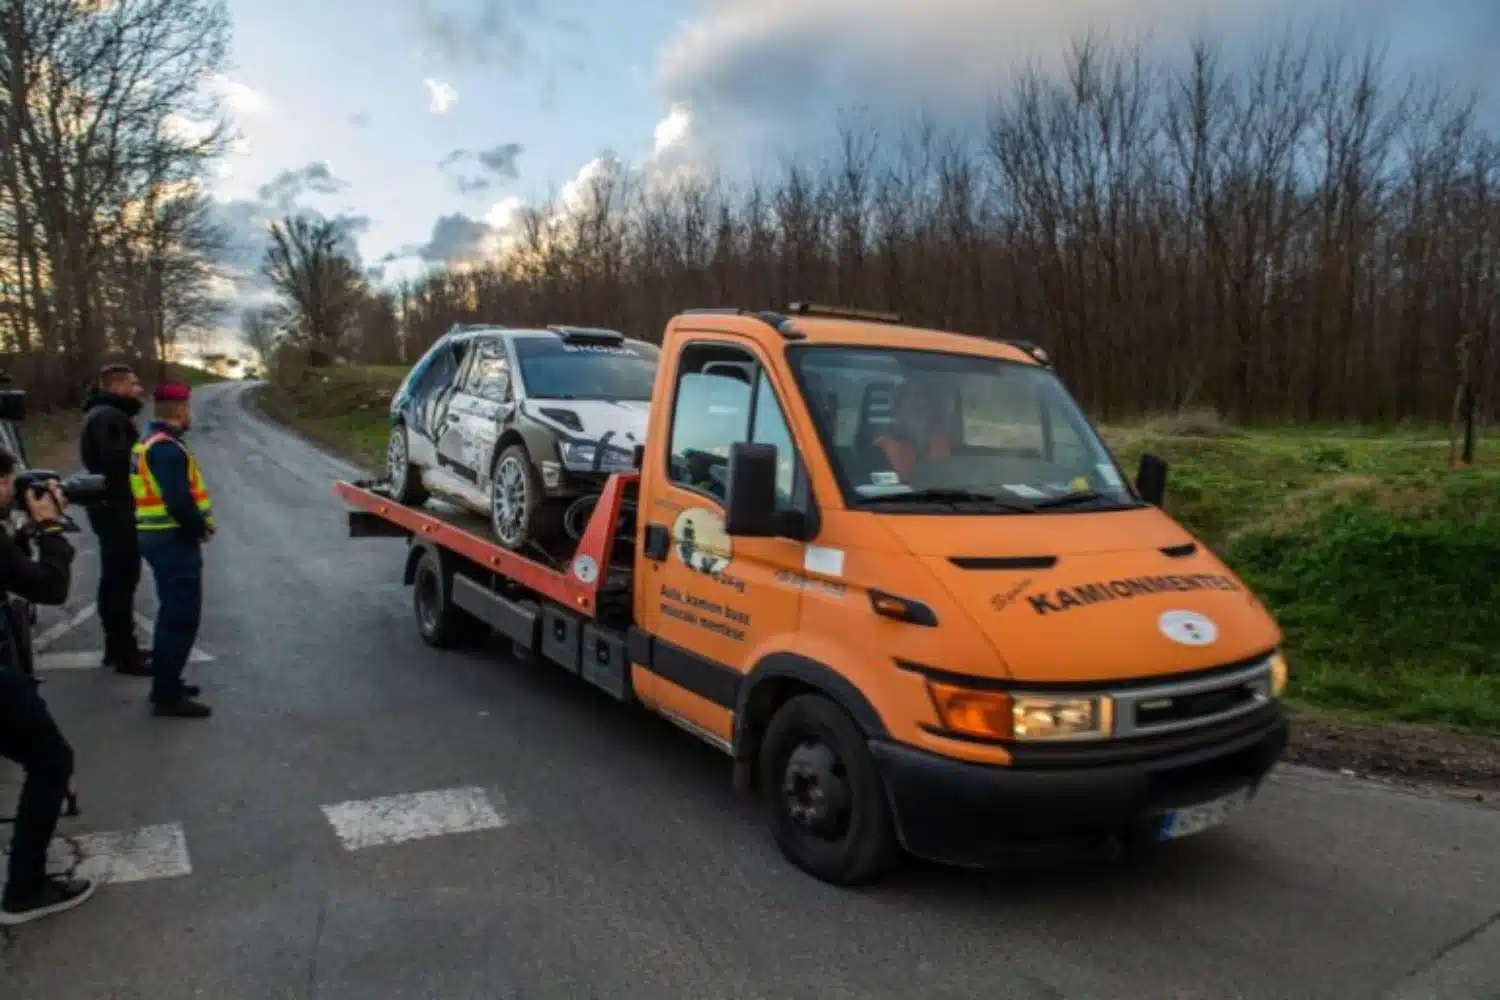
top-left (1158, 788), bottom-right (1251, 841)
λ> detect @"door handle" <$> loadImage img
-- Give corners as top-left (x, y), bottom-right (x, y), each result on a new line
top-left (643, 523), bottom-right (669, 561)
top-left (446, 413), bottom-right (461, 422)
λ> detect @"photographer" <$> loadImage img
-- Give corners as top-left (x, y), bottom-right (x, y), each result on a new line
top-left (0, 448), bottom-right (96, 925)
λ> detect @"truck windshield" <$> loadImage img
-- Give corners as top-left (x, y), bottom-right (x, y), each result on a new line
top-left (789, 345), bottom-right (1137, 513)
top-left (515, 337), bottom-right (659, 401)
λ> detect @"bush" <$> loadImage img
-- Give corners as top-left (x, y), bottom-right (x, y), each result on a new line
top-left (1227, 499), bottom-right (1500, 729)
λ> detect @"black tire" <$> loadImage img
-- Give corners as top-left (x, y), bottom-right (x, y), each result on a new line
top-left (489, 443), bottom-right (560, 551)
top-left (759, 693), bottom-right (901, 886)
top-left (387, 423), bottom-right (429, 507)
top-left (412, 550), bottom-right (488, 649)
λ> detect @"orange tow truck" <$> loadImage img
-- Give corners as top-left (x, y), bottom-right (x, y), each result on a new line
top-left (337, 304), bottom-right (1290, 885)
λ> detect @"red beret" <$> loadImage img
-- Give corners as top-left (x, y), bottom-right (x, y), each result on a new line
top-left (153, 381), bottom-right (191, 403)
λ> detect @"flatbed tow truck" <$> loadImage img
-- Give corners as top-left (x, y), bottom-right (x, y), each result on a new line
top-left (337, 304), bottom-right (1291, 886)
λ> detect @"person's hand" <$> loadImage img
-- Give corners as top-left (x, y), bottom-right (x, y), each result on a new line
top-left (23, 480), bottom-right (65, 523)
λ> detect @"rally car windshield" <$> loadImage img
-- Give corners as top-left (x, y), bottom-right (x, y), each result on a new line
top-left (788, 345), bottom-right (1138, 513)
top-left (515, 337), bottom-right (659, 401)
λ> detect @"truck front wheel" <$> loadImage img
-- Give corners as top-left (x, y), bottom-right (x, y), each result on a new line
top-left (412, 550), bottom-right (488, 649)
top-left (759, 693), bottom-right (900, 886)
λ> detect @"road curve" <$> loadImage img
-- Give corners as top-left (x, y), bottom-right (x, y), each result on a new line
top-left (2, 379), bottom-right (1498, 999)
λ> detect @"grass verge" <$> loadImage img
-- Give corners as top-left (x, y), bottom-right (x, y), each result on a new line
top-left (257, 364), bottom-right (1500, 786)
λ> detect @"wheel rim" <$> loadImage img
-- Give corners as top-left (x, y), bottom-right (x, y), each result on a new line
top-left (415, 566), bottom-right (441, 633)
top-left (387, 428), bottom-right (408, 489)
top-left (492, 457), bottom-right (527, 545)
top-left (780, 737), bottom-right (853, 841)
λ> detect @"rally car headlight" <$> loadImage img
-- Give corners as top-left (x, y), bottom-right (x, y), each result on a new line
top-left (925, 682), bottom-right (1114, 742)
top-left (561, 442), bottom-right (635, 472)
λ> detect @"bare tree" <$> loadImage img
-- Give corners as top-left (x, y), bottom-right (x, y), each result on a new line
top-left (240, 303), bottom-right (283, 365)
top-left (0, 0), bottom-right (232, 401)
top-left (262, 214), bottom-right (369, 359)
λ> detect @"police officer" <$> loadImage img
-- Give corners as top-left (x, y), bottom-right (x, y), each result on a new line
top-left (80, 362), bottom-right (151, 675)
top-left (132, 381), bottom-right (213, 718)
top-left (0, 449), bottom-right (96, 925)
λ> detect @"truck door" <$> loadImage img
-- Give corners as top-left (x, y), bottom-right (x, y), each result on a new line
top-left (637, 340), bottom-right (812, 743)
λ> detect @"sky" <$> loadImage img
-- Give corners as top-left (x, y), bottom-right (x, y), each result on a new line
top-left (203, 0), bottom-right (1500, 360)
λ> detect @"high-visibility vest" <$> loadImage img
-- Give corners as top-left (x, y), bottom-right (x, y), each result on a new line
top-left (130, 431), bottom-right (215, 532)
top-left (874, 432), bottom-right (951, 479)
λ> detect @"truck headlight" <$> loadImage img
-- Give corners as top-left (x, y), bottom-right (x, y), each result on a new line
top-left (561, 442), bottom-right (635, 472)
top-left (1269, 650), bottom-right (1289, 697)
top-left (1011, 695), bottom-right (1112, 741)
top-left (925, 683), bottom-right (1113, 742)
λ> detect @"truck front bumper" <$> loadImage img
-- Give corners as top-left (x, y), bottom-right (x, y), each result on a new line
top-left (869, 703), bottom-right (1289, 868)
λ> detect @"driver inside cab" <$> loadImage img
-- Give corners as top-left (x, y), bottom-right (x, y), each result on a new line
top-left (873, 377), bottom-right (951, 480)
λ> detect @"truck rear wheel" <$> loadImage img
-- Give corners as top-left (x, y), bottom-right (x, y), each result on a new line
top-left (412, 550), bottom-right (488, 649)
top-left (759, 693), bottom-right (900, 886)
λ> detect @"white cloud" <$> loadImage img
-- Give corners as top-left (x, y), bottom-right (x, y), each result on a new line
top-left (652, 103), bottom-right (692, 157)
top-left (160, 112), bottom-right (216, 146)
top-left (424, 77), bottom-right (458, 114)
top-left (208, 74), bottom-right (272, 117)
top-left (653, 0), bottom-right (1499, 165)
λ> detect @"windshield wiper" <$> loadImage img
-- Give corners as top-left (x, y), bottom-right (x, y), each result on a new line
top-left (860, 489), bottom-right (1031, 512)
top-left (1030, 489), bottom-right (1116, 510)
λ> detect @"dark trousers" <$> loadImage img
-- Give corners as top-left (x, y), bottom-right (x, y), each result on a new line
top-left (0, 667), bottom-right (74, 900)
top-left (140, 533), bottom-right (202, 703)
top-left (87, 508), bottom-right (142, 657)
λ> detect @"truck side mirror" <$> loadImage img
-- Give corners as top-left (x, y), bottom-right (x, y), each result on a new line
top-left (724, 442), bottom-right (778, 537)
top-left (1136, 453), bottom-right (1168, 506)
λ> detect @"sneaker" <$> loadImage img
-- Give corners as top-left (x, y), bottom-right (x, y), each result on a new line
top-left (151, 697), bottom-right (211, 718)
top-left (0, 876), bottom-right (97, 926)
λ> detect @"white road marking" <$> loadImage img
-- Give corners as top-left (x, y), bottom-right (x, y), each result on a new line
top-left (32, 651), bottom-right (107, 671)
top-left (33, 646), bottom-right (212, 671)
top-left (321, 786), bottom-right (509, 851)
top-left (69, 823), bottom-right (193, 885)
top-left (32, 603), bottom-right (97, 652)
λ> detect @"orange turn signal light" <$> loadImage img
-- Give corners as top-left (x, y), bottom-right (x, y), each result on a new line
top-left (926, 682), bottom-right (1013, 741)
top-left (868, 589), bottom-right (939, 627)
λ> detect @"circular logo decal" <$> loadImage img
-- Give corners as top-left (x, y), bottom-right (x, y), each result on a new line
top-left (1158, 610), bottom-right (1219, 646)
top-left (670, 507), bottom-right (733, 575)
top-left (571, 554), bottom-right (598, 584)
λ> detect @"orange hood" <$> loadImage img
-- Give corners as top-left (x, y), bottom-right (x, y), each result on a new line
top-left (880, 508), bottom-right (1281, 683)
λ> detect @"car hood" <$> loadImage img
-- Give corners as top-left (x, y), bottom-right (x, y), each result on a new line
top-left (523, 399), bottom-right (650, 448)
top-left (881, 508), bottom-right (1281, 683)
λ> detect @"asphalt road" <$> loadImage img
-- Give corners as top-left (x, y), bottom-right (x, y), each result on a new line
top-left (2, 379), bottom-right (1498, 1000)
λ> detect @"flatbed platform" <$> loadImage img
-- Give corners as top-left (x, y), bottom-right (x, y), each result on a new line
top-left (335, 475), bottom-right (638, 621)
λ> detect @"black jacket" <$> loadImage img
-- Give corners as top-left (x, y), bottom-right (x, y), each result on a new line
top-left (0, 524), bottom-right (73, 607)
top-left (80, 389), bottom-right (143, 512)
top-left (0, 522), bottom-right (74, 670)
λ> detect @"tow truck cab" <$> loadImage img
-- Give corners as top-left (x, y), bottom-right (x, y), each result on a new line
top-left (343, 303), bottom-right (1290, 886)
top-left (629, 305), bottom-right (1288, 879)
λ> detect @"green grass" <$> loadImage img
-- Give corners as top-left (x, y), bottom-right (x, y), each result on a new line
top-left (259, 363), bottom-right (1500, 735)
top-left (253, 364), bottom-right (399, 470)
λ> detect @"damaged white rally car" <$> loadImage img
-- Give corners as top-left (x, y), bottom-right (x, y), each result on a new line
top-left (386, 323), bottom-right (659, 550)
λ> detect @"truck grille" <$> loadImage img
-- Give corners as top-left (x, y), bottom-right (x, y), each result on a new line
top-left (1110, 658), bottom-right (1275, 740)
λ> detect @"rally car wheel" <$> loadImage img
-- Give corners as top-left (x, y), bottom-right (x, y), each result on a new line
top-left (387, 424), bottom-right (429, 507)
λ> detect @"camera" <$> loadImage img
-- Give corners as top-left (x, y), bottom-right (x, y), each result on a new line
top-left (12, 470), bottom-right (109, 511)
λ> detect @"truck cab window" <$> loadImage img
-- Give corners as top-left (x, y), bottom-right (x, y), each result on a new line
top-left (668, 343), bottom-right (804, 509)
